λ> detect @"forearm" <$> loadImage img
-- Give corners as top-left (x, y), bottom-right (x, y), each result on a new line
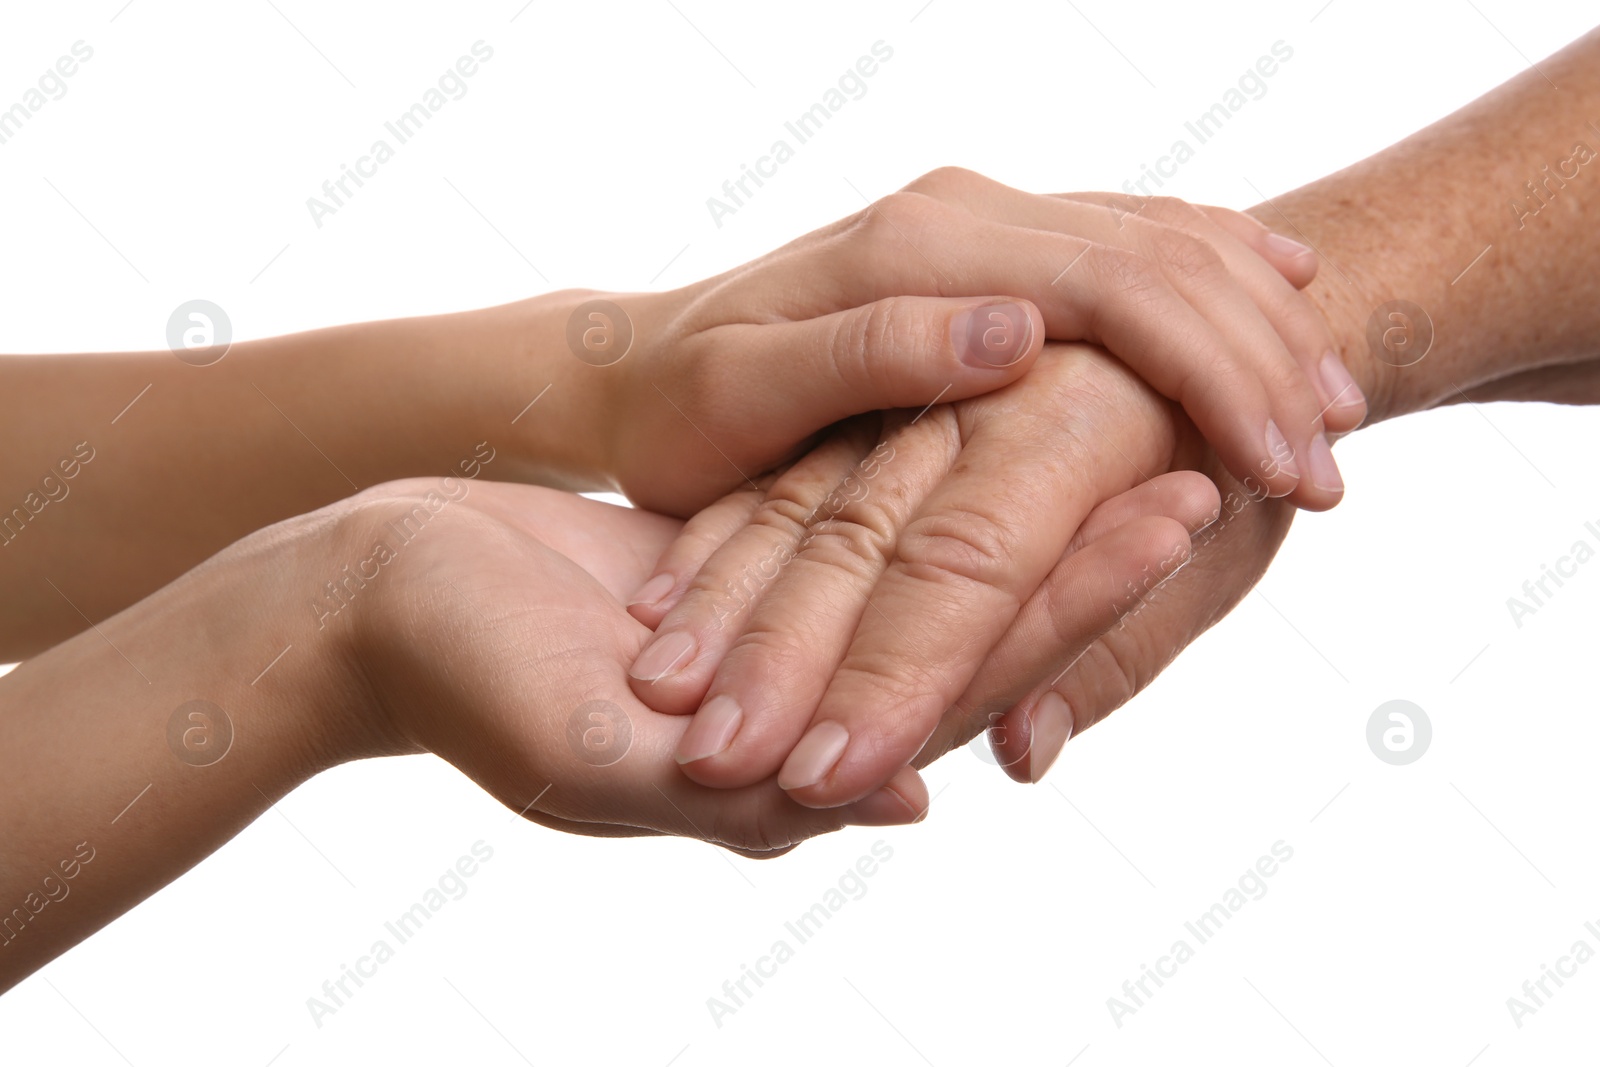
top-left (1252, 25), bottom-right (1600, 420)
top-left (0, 291), bottom-right (611, 656)
top-left (0, 507), bottom-right (378, 990)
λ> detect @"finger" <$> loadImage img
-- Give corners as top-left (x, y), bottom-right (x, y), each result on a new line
top-left (792, 192), bottom-right (1309, 501)
top-left (555, 699), bottom-right (932, 849)
top-left (905, 178), bottom-right (1342, 508)
top-left (675, 410), bottom-right (960, 786)
top-left (1194, 202), bottom-right (1320, 289)
top-left (704, 292), bottom-right (1044, 436)
top-left (973, 516), bottom-right (1194, 781)
top-left (470, 655), bottom-right (930, 852)
top-left (626, 423), bottom-right (877, 714)
top-left (912, 474), bottom-right (1217, 774)
top-left (1114, 197), bottom-right (1366, 436)
top-left (983, 487), bottom-right (1293, 784)
top-left (1057, 193), bottom-right (1365, 438)
top-left (776, 348), bottom-right (1171, 808)
top-left (626, 484), bottom-right (766, 628)
top-left (1192, 204), bottom-right (1367, 436)
top-left (901, 168), bottom-right (1313, 283)
top-left (1064, 470), bottom-right (1220, 553)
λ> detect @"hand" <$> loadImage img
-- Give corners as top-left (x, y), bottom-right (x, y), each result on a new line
top-left (340, 479), bottom-right (927, 852)
top-left (0, 172), bottom-right (1352, 659)
top-left (590, 170), bottom-right (1359, 519)
top-left (624, 341), bottom-right (1224, 804)
top-left (0, 475), bottom-right (933, 988)
top-left (940, 444), bottom-right (1295, 781)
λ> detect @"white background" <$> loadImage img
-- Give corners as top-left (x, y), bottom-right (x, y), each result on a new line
top-left (1, 1), bottom-right (1597, 1063)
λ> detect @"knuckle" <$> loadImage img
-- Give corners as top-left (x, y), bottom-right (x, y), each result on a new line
top-left (798, 511), bottom-right (897, 582)
top-left (1264, 287), bottom-right (1339, 349)
top-left (1146, 228), bottom-right (1227, 288)
top-left (896, 505), bottom-right (1025, 598)
top-left (1088, 246), bottom-right (1169, 309)
top-left (731, 621), bottom-right (819, 669)
top-left (864, 190), bottom-right (946, 236)
top-left (748, 492), bottom-right (820, 541)
top-left (1205, 203), bottom-right (1263, 233)
top-left (833, 296), bottom-right (923, 391)
top-left (834, 659), bottom-right (949, 737)
top-left (1069, 640), bottom-right (1142, 731)
top-left (903, 165), bottom-right (981, 198)
top-left (726, 621), bottom-right (841, 700)
top-left (1140, 195), bottom-right (1209, 228)
top-left (1262, 359), bottom-right (1312, 405)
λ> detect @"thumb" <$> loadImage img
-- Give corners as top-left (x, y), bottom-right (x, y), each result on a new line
top-left (710, 295), bottom-right (1043, 436)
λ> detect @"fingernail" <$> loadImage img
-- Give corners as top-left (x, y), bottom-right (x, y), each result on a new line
top-left (778, 721), bottom-right (850, 791)
top-left (953, 302), bottom-right (1033, 368)
top-left (1027, 692), bottom-right (1074, 783)
top-left (675, 695), bottom-right (743, 764)
top-left (1264, 232), bottom-right (1313, 260)
top-left (1262, 419), bottom-right (1301, 491)
top-left (627, 572), bottom-right (675, 609)
top-left (628, 630), bottom-right (697, 682)
top-left (1318, 350), bottom-right (1366, 413)
top-left (1306, 433), bottom-right (1343, 494)
top-left (843, 785), bottom-right (924, 826)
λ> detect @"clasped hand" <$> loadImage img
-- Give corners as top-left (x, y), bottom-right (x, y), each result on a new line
top-left (345, 170), bottom-right (1365, 854)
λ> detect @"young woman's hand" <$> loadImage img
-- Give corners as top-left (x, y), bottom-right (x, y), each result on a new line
top-left (339, 480), bottom-right (927, 851)
top-left (580, 169), bottom-right (1359, 520)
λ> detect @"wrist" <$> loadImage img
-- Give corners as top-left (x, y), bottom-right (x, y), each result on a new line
top-left (1298, 259), bottom-right (1402, 428)
top-left (458, 290), bottom-right (623, 492)
top-left (168, 503), bottom-right (394, 776)
top-left (510, 285), bottom-right (693, 495)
